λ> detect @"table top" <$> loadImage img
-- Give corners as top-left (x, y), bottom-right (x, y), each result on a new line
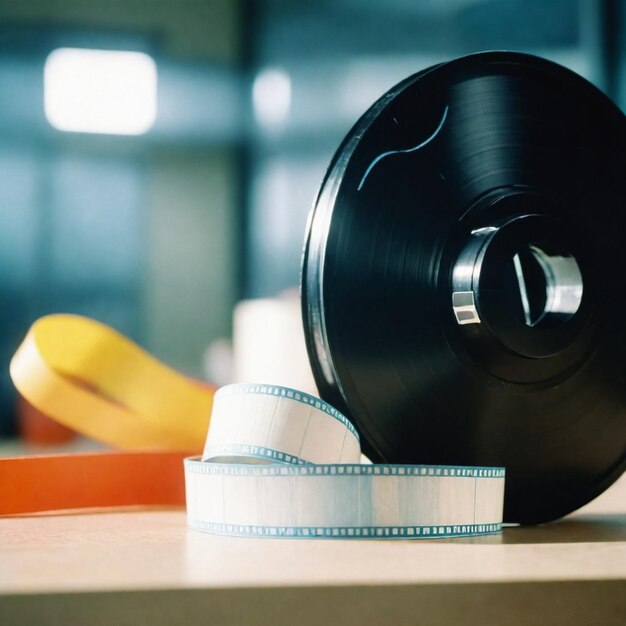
top-left (1, 473), bottom-right (625, 626)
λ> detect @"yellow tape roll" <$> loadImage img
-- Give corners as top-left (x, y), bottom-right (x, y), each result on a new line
top-left (10, 315), bottom-right (213, 450)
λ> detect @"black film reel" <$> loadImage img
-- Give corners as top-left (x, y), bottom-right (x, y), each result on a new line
top-left (302, 52), bottom-right (626, 524)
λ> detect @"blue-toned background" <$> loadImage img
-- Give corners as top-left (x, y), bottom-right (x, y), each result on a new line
top-left (0, 0), bottom-right (624, 437)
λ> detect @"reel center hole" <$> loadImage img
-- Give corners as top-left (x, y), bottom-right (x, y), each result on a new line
top-left (511, 244), bottom-right (583, 328)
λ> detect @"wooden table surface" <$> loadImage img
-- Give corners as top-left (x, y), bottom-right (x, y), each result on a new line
top-left (1, 474), bottom-right (625, 626)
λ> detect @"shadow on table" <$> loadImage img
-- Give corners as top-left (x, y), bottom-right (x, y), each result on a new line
top-left (500, 513), bottom-right (626, 544)
top-left (449, 514), bottom-right (626, 544)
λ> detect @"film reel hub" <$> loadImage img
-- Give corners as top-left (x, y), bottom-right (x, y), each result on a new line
top-left (452, 210), bottom-right (586, 359)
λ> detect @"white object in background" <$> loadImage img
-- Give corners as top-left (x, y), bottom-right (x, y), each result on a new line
top-left (44, 48), bottom-right (157, 135)
top-left (232, 292), bottom-right (318, 395)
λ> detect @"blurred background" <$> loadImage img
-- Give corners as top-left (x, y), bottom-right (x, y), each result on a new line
top-left (0, 0), bottom-right (624, 443)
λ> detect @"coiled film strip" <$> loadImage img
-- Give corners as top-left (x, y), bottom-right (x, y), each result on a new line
top-left (185, 384), bottom-right (505, 539)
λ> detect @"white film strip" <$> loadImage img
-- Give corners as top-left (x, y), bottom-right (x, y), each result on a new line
top-left (185, 384), bottom-right (505, 539)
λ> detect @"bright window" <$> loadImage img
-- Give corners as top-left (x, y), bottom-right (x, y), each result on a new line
top-left (44, 48), bottom-right (157, 135)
